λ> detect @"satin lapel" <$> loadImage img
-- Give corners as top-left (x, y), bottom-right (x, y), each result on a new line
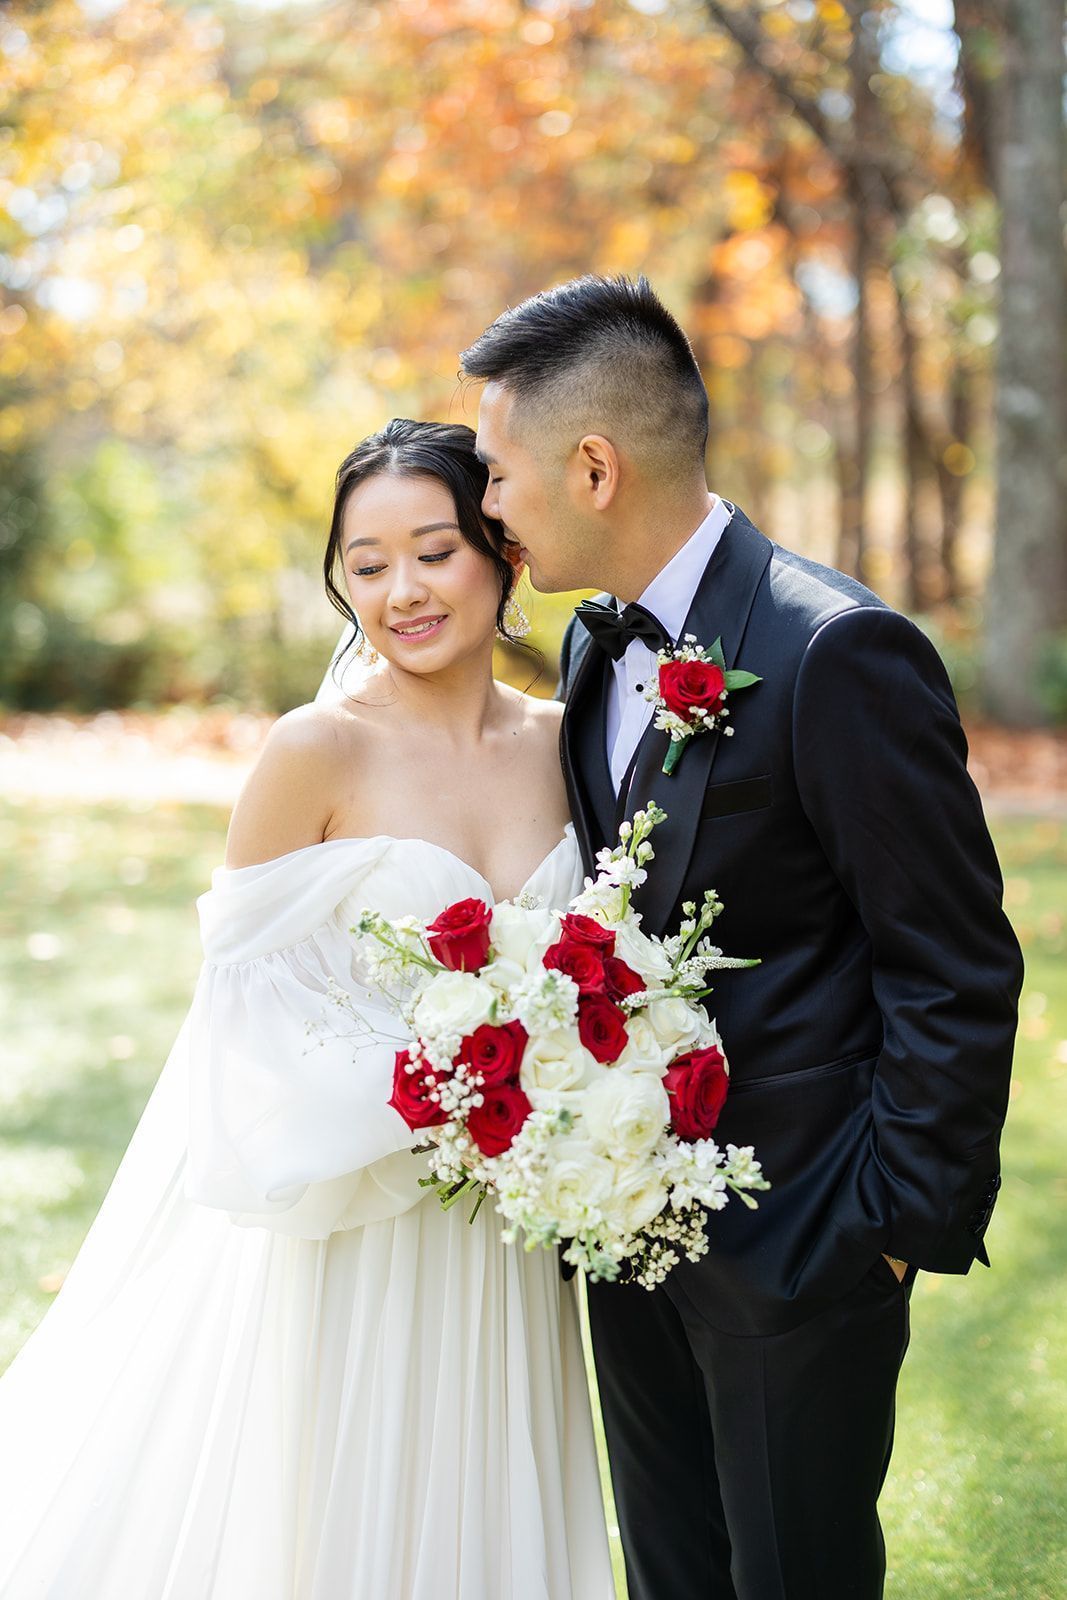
top-left (624, 509), bottom-right (774, 932)
top-left (560, 624), bottom-right (617, 874)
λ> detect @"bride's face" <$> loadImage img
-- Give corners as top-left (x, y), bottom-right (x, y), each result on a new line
top-left (341, 472), bottom-right (504, 672)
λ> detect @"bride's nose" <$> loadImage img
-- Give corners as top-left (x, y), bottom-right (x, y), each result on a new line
top-left (388, 559), bottom-right (431, 611)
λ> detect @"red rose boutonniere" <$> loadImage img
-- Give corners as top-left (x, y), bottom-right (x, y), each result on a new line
top-left (644, 635), bottom-right (762, 775)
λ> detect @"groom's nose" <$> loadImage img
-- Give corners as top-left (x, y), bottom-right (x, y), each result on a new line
top-left (482, 481), bottom-right (498, 520)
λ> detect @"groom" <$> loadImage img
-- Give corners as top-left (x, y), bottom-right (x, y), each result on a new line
top-left (463, 275), bottom-right (1024, 1600)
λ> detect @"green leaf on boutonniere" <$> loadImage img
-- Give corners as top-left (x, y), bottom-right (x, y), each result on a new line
top-left (708, 636), bottom-right (726, 670)
top-left (723, 670), bottom-right (762, 690)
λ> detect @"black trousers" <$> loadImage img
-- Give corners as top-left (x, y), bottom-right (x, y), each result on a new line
top-left (587, 1256), bottom-right (915, 1600)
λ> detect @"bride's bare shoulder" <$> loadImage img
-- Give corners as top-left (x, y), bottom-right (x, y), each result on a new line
top-left (505, 684), bottom-right (564, 733)
top-left (223, 701), bottom-right (356, 869)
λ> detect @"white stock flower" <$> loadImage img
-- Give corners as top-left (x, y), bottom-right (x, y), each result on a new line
top-left (604, 1161), bottom-right (669, 1234)
top-left (581, 1070), bottom-right (669, 1158)
top-left (645, 995), bottom-right (704, 1054)
top-left (540, 1135), bottom-right (615, 1232)
top-left (520, 1028), bottom-right (602, 1109)
top-left (489, 903), bottom-right (560, 970)
top-left (614, 921), bottom-right (674, 985)
top-left (511, 969), bottom-right (580, 1034)
top-left (694, 1010), bottom-right (723, 1050)
top-left (569, 878), bottom-right (627, 925)
top-left (412, 971), bottom-right (495, 1042)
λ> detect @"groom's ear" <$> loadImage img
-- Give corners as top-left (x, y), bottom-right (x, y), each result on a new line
top-left (572, 434), bottom-right (620, 511)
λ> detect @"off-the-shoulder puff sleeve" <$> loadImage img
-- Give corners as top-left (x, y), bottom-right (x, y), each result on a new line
top-left (182, 839), bottom-right (427, 1238)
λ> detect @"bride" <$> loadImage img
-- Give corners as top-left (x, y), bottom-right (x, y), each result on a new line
top-left (0, 419), bottom-right (616, 1599)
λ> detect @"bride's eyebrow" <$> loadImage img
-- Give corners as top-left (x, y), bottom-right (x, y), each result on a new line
top-left (345, 523), bottom-right (460, 553)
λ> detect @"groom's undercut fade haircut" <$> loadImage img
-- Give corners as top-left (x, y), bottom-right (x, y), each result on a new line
top-left (461, 274), bottom-right (709, 476)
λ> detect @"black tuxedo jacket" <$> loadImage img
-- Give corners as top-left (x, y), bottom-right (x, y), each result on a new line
top-left (559, 508), bottom-right (1024, 1336)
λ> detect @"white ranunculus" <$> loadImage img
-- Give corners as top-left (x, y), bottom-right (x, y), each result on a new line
top-left (614, 921), bottom-right (674, 985)
top-left (581, 1071), bottom-right (669, 1158)
top-left (520, 1028), bottom-right (602, 1110)
top-left (604, 1161), bottom-right (669, 1234)
top-left (540, 1135), bottom-right (615, 1232)
top-left (645, 995), bottom-right (703, 1053)
top-left (614, 1013), bottom-right (673, 1075)
top-left (490, 903), bottom-right (561, 970)
top-left (412, 971), bottom-right (496, 1041)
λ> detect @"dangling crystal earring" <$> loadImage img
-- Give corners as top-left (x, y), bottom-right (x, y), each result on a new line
top-left (498, 593), bottom-right (531, 641)
top-left (354, 630), bottom-right (380, 664)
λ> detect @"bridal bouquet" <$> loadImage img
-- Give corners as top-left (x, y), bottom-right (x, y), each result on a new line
top-left (347, 804), bottom-right (769, 1288)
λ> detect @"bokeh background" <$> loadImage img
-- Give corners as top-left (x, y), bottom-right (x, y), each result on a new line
top-left (1, 3), bottom-right (1065, 1596)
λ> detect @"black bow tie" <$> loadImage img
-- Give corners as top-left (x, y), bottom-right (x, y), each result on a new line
top-left (574, 598), bottom-right (672, 662)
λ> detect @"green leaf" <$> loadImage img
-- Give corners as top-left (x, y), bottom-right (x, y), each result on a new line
top-left (708, 636), bottom-right (726, 669)
top-left (723, 670), bottom-right (762, 690)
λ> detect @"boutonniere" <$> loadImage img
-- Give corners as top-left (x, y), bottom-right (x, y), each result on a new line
top-left (643, 634), bottom-right (762, 775)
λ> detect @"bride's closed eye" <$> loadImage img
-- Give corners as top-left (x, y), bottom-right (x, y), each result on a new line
top-left (351, 550), bottom-right (456, 578)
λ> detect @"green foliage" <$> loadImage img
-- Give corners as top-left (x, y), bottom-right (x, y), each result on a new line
top-left (1037, 632), bottom-right (1067, 725)
top-left (1, 801), bottom-right (1064, 1598)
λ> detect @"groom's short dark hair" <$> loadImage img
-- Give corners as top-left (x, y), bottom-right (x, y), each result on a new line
top-left (461, 274), bottom-right (709, 475)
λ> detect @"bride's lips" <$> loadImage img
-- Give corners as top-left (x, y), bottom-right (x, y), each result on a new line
top-left (389, 614), bottom-right (448, 641)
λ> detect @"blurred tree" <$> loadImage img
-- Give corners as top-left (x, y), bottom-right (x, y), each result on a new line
top-left (959, 0), bottom-right (1067, 724)
top-left (0, 0), bottom-right (1059, 720)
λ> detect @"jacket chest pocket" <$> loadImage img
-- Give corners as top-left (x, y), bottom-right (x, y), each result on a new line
top-left (701, 774), bottom-right (773, 820)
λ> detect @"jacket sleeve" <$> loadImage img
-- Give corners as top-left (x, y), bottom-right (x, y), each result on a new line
top-left (792, 605), bottom-right (1024, 1271)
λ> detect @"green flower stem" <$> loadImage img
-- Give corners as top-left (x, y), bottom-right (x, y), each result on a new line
top-left (661, 737), bottom-right (689, 776)
top-left (440, 1175), bottom-right (482, 1212)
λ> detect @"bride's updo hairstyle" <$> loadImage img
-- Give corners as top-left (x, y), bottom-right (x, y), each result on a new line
top-left (323, 418), bottom-right (524, 676)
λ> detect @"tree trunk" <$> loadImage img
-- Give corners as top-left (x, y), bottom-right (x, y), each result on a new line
top-left (935, 365), bottom-right (972, 603)
top-left (980, 0), bottom-right (1067, 724)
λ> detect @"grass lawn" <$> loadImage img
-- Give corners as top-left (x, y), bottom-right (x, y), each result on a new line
top-left (1, 797), bottom-right (1064, 1597)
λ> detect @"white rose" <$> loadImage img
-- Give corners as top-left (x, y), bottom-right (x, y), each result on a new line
top-left (604, 1160), bottom-right (669, 1235)
top-left (580, 1071), bottom-right (669, 1158)
top-left (520, 1027), bottom-right (602, 1110)
top-left (490, 903), bottom-right (561, 970)
top-left (646, 995), bottom-right (703, 1054)
top-left (614, 1013), bottom-right (673, 1075)
top-left (540, 1135), bottom-right (615, 1232)
top-left (481, 955), bottom-right (526, 997)
top-left (614, 921), bottom-right (674, 985)
top-left (413, 971), bottom-right (495, 1041)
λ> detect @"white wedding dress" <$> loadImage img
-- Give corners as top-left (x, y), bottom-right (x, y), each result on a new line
top-left (0, 825), bottom-right (615, 1600)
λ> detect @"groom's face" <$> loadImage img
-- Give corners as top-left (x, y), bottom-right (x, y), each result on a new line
top-left (476, 382), bottom-right (583, 593)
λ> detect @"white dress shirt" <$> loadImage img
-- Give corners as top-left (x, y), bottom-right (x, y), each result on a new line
top-left (604, 496), bottom-right (733, 794)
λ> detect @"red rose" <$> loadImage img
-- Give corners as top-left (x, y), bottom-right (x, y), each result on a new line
top-left (604, 955), bottom-right (646, 1004)
top-left (577, 994), bottom-right (630, 1065)
top-left (559, 913), bottom-right (616, 954)
top-left (458, 1020), bottom-right (528, 1087)
top-left (426, 897), bottom-right (492, 973)
top-left (388, 1048), bottom-right (448, 1130)
top-left (543, 937), bottom-right (607, 995)
top-left (663, 1046), bottom-right (729, 1141)
top-left (467, 1083), bottom-right (532, 1157)
top-left (659, 660), bottom-right (726, 723)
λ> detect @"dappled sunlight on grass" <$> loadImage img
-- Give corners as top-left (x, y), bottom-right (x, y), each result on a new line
top-left (1, 803), bottom-right (1064, 1597)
